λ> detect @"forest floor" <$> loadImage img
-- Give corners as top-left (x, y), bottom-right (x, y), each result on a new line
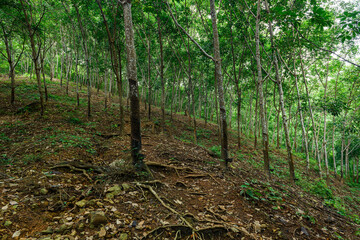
top-left (0, 76), bottom-right (360, 240)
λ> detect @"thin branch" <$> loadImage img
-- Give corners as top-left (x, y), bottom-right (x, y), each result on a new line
top-left (165, 0), bottom-right (214, 61)
top-left (293, 24), bottom-right (360, 69)
top-left (14, 39), bottom-right (26, 68)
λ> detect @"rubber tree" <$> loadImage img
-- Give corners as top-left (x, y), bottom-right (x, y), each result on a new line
top-left (166, 0), bottom-right (230, 168)
top-left (121, 0), bottom-right (146, 170)
top-left (20, 0), bottom-right (46, 116)
top-left (255, 0), bottom-right (270, 177)
top-left (97, 0), bottom-right (125, 134)
top-left (265, 0), bottom-right (295, 183)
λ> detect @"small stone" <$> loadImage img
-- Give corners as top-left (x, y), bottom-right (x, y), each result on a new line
top-left (4, 220), bottom-right (12, 227)
top-left (98, 227), bottom-right (106, 238)
top-left (107, 185), bottom-right (122, 193)
top-left (90, 211), bottom-right (107, 226)
top-left (324, 216), bottom-right (335, 224)
top-left (75, 200), bottom-right (87, 208)
top-left (301, 226), bottom-right (309, 236)
top-left (109, 159), bottom-right (125, 169)
top-left (9, 201), bottom-right (18, 206)
top-left (116, 219), bottom-right (124, 226)
top-left (129, 220), bottom-right (137, 228)
top-left (121, 183), bottom-right (130, 191)
top-left (40, 188), bottom-right (48, 195)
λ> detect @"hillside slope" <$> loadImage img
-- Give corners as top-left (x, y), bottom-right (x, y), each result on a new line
top-left (0, 77), bottom-right (359, 240)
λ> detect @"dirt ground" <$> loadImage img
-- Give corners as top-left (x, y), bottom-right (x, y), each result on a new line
top-left (0, 77), bottom-right (359, 239)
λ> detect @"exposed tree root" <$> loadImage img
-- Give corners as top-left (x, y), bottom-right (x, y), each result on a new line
top-left (136, 183), bottom-right (195, 230)
top-left (50, 161), bottom-right (105, 181)
top-left (184, 174), bottom-right (208, 178)
top-left (95, 132), bottom-right (121, 139)
top-left (51, 161), bottom-right (104, 173)
top-left (137, 182), bottom-right (256, 240)
top-left (142, 224), bottom-right (255, 239)
top-left (145, 161), bottom-right (195, 173)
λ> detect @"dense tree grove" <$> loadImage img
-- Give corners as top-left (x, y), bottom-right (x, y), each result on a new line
top-left (1, 0), bottom-right (359, 182)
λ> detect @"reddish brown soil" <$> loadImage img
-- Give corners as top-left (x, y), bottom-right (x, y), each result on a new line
top-left (0, 77), bottom-right (359, 239)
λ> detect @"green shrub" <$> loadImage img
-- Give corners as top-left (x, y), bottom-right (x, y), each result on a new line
top-left (310, 179), bottom-right (333, 199)
top-left (209, 145), bottom-right (221, 158)
top-left (22, 154), bottom-right (42, 165)
top-left (67, 117), bottom-right (83, 125)
top-left (0, 154), bottom-right (12, 166)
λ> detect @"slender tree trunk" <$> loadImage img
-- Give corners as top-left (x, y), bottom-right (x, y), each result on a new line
top-left (40, 51), bottom-right (48, 102)
top-left (210, 0), bottom-right (228, 167)
top-left (322, 62), bottom-right (329, 177)
top-left (341, 136), bottom-right (344, 179)
top-left (97, 0), bottom-right (125, 133)
top-left (254, 85), bottom-right (259, 149)
top-left (299, 47), bottom-right (322, 178)
top-left (20, 0), bottom-right (44, 116)
top-left (266, 0), bottom-right (295, 182)
top-left (74, 4), bottom-right (91, 117)
top-left (255, 0), bottom-right (270, 177)
top-left (122, 0), bottom-right (145, 170)
top-left (2, 33), bottom-right (16, 105)
top-left (157, 9), bottom-right (165, 133)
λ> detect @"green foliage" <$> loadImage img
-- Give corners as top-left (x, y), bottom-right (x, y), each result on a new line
top-left (240, 181), bottom-right (284, 204)
top-left (22, 154), bottom-right (42, 165)
top-left (209, 145), bottom-right (221, 158)
top-left (66, 117), bottom-right (83, 125)
top-left (240, 182), bottom-right (262, 201)
top-left (0, 154), bottom-right (12, 166)
top-left (196, 128), bottom-right (212, 140)
top-left (47, 133), bottom-right (96, 154)
top-left (0, 133), bottom-right (11, 142)
top-left (310, 179), bottom-right (334, 199)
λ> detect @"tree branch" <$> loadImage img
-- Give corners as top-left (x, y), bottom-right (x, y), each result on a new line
top-left (293, 24), bottom-right (360, 69)
top-left (165, 0), bottom-right (214, 61)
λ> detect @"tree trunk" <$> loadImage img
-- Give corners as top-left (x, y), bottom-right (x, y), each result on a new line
top-left (210, 0), bottom-right (228, 167)
top-left (20, 0), bottom-right (44, 116)
top-left (322, 62), bottom-right (329, 177)
top-left (254, 85), bottom-right (259, 149)
top-left (294, 71), bottom-right (309, 171)
top-left (157, 9), bottom-right (165, 132)
top-left (299, 47), bottom-right (322, 178)
top-left (2, 32), bottom-right (16, 105)
top-left (74, 4), bottom-right (91, 117)
top-left (255, 0), bottom-right (270, 177)
top-left (40, 51), bottom-right (48, 102)
top-left (266, 0), bottom-right (295, 182)
top-left (122, 0), bottom-right (145, 170)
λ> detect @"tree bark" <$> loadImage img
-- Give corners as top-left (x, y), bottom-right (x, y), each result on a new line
top-left (74, 3), bottom-right (91, 117)
top-left (255, 0), bottom-right (270, 177)
top-left (298, 45), bottom-right (322, 178)
top-left (210, 0), bottom-right (228, 167)
top-left (20, 0), bottom-right (44, 116)
top-left (265, 0), bottom-right (294, 182)
top-left (122, 0), bottom-right (145, 170)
